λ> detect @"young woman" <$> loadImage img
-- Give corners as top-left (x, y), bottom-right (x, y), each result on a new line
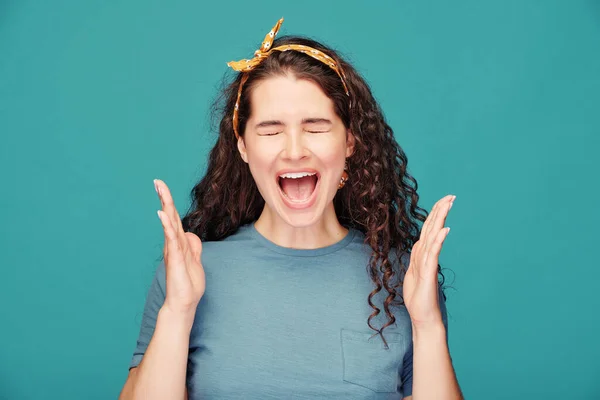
top-left (119, 18), bottom-right (463, 400)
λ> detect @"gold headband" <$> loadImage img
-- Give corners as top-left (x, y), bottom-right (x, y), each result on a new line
top-left (226, 17), bottom-right (350, 139)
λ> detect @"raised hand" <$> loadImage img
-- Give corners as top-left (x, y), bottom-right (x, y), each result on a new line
top-left (154, 179), bottom-right (205, 318)
top-left (403, 194), bottom-right (455, 329)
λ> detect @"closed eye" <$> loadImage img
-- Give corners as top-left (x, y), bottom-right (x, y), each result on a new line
top-left (258, 131), bottom-right (282, 136)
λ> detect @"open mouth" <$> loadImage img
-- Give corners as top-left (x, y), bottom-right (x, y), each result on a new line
top-left (277, 171), bottom-right (320, 204)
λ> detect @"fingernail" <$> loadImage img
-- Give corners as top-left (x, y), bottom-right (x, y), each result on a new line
top-left (446, 227), bottom-right (451, 234)
top-left (154, 179), bottom-right (162, 196)
top-left (157, 210), bottom-right (161, 219)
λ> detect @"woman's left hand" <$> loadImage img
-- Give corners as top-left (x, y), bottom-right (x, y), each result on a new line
top-left (403, 194), bottom-right (455, 330)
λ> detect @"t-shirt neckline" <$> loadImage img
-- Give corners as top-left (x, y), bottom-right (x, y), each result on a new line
top-left (245, 223), bottom-right (358, 257)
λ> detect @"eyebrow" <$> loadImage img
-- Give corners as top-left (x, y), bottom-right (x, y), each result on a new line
top-left (302, 118), bottom-right (332, 125)
top-left (254, 118), bottom-right (332, 129)
top-left (255, 120), bottom-right (284, 129)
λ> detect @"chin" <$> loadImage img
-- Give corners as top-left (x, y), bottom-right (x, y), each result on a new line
top-left (275, 204), bottom-right (325, 228)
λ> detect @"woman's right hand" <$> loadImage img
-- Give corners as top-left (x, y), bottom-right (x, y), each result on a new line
top-left (154, 179), bottom-right (205, 318)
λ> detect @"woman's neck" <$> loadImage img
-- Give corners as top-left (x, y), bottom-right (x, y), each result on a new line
top-left (253, 203), bottom-right (349, 249)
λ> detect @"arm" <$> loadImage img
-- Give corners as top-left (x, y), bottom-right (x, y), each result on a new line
top-left (118, 307), bottom-right (194, 400)
top-left (402, 194), bottom-right (463, 399)
top-left (120, 180), bottom-right (205, 400)
top-left (410, 322), bottom-right (462, 399)
top-left (399, 284), bottom-right (460, 400)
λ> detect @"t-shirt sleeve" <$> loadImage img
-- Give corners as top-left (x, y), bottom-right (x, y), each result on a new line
top-left (129, 261), bottom-right (167, 370)
top-left (399, 282), bottom-right (449, 398)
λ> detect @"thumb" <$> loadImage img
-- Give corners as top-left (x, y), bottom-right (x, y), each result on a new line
top-left (185, 232), bottom-right (203, 261)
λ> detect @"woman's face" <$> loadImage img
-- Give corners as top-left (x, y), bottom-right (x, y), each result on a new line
top-left (238, 74), bottom-right (354, 228)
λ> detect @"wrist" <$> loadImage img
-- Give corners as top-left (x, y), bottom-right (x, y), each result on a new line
top-left (412, 320), bottom-right (446, 343)
top-left (158, 305), bottom-right (196, 332)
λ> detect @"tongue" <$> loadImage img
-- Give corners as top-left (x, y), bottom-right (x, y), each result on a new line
top-left (280, 175), bottom-right (317, 201)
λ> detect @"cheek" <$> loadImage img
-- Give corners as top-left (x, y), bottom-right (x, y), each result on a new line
top-left (321, 152), bottom-right (345, 169)
top-left (245, 144), bottom-right (278, 182)
top-left (313, 140), bottom-right (347, 170)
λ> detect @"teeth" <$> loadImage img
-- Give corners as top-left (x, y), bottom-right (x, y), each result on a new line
top-left (279, 172), bottom-right (316, 179)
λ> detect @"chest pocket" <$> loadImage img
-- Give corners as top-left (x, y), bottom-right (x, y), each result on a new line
top-left (341, 328), bottom-right (409, 393)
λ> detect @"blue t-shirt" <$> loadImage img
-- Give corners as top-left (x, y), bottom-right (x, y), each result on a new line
top-left (129, 223), bottom-right (448, 399)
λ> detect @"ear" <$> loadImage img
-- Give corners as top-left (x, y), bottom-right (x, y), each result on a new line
top-left (237, 136), bottom-right (249, 163)
top-left (345, 129), bottom-right (356, 158)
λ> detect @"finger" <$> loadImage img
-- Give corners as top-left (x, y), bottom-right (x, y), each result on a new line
top-left (428, 195), bottom-right (454, 243)
top-left (155, 179), bottom-right (187, 243)
top-left (419, 208), bottom-right (434, 244)
top-left (421, 205), bottom-right (437, 241)
top-left (155, 179), bottom-right (179, 225)
top-left (157, 210), bottom-right (183, 260)
top-left (425, 195), bottom-right (454, 251)
top-left (424, 226), bottom-right (450, 273)
top-left (419, 206), bottom-right (438, 254)
top-left (407, 244), bottom-right (419, 276)
top-left (419, 227), bottom-right (449, 282)
top-left (158, 210), bottom-right (192, 292)
top-left (420, 195), bottom-right (447, 241)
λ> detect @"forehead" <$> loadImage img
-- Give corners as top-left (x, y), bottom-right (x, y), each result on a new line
top-left (248, 75), bottom-right (336, 120)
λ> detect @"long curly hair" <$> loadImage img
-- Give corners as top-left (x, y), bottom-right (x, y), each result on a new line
top-left (181, 35), bottom-right (445, 347)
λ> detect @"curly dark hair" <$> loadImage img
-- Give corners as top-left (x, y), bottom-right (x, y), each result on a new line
top-left (181, 35), bottom-right (446, 348)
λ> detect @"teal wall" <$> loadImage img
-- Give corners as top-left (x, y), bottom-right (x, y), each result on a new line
top-left (1, 0), bottom-right (598, 398)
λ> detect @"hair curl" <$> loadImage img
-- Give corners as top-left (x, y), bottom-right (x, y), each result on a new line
top-left (181, 35), bottom-right (446, 348)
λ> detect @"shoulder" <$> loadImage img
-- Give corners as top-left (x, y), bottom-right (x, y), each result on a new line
top-left (202, 223), bottom-right (254, 246)
top-left (348, 229), bottom-right (410, 262)
top-left (199, 224), bottom-right (257, 264)
top-left (154, 225), bottom-right (256, 276)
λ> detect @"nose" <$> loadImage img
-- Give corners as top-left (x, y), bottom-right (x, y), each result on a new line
top-left (282, 130), bottom-right (308, 161)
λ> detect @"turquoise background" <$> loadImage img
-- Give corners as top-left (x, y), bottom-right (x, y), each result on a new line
top-left (1, 0), bottom-right (599, 398)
